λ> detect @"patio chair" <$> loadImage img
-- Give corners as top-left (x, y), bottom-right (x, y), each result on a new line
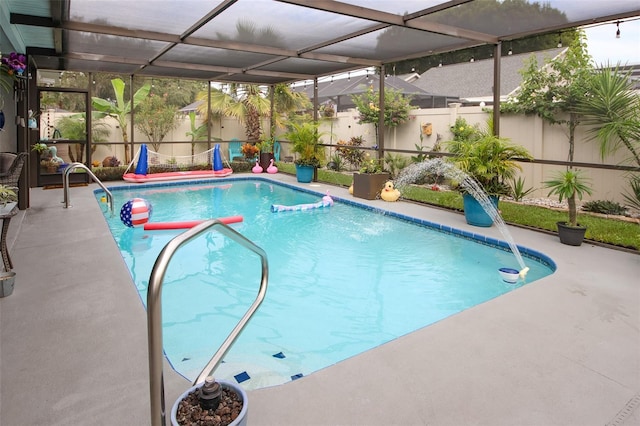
top-left (0, 152), bottom-right (28, 188)
top-left (273, 140), bottom-right (281, 162)
top-left (228, 138), bottom-right (242, 161)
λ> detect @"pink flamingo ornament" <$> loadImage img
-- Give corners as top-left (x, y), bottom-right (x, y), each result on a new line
top-left (252, 159), bottom-right (263, 173)
top-left (267, 159), bottom-right (278, 174)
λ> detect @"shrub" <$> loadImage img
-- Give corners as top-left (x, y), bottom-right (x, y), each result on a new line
top-left (326, 153), bottom-right (345, 171)
top-left (450, 117), bottom-right (479, 142)
top-left (509, 176), bottom-right (535, 201)
top-left (336, 136), bottom-right (366, 169)
top-left (93, 166), bottom-right (127, 181)
top-left (384, 153), bottom-right (409, 178)
top-left (582, 200), bottom-right (627, 215)
top-left (351, 86), bottom-right (411, 128)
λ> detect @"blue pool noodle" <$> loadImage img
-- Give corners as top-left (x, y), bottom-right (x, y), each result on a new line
top-left (213, 144), bottom-right (223, 171)
top-left (135, 144), bottom-right (148, 175)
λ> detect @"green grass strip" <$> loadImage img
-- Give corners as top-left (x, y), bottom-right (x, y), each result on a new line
top-left (274, 163), bottom-right (640, 251)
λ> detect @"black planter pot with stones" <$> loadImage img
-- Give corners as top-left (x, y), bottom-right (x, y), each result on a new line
top-left (171, 378), bottom-right (248, 426)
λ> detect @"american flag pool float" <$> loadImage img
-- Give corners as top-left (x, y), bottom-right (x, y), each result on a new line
top-left (120, 198), bottom-right (152, 227)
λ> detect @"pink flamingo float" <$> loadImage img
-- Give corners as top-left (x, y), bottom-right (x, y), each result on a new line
top-left (267, 159), bottom-right (278, 174)
top-left (252, 159), bottom-right (263, 173)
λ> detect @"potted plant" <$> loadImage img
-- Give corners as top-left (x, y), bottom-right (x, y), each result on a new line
top-left (352, 154), bottom-right (390, 200)
top-left (240, 143), bottom-right (259, 162)
top-left (171, 376), bottom-right (247, 426)
top-left (31, 142), bottom-right (48, 155)
top-left (447, 119), bottom-right (532, 227)
top-left (256, 135), bottom-right (275, 171)
top-left (285, 122), bottom-right (326, 183)
top-left (320, 102), bottom-right (336, 118)
top-left (544, 168), bottom-right (593, 246)
top-left (41, 158), bottom-right (60, 174)
top-left (0, 185), bottom-right (17, 214)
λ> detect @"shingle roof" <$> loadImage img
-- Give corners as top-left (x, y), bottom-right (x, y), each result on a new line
top-left (294, 74), bottom-right (458, 110)
top-left (412, 48), bottom-right (566, 100)
top-left (296, 74), bottom-right (438, 99)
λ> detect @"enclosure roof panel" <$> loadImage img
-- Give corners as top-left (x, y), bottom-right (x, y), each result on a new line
top-left (4, 0), bottom-right (639, 84)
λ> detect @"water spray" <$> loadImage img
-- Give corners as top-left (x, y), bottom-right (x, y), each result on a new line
top-left (397, 159), bottom-right (528, 278)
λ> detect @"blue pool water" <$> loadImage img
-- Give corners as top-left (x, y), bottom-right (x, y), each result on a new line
top-left (99, 178), bottom-right (555, 390)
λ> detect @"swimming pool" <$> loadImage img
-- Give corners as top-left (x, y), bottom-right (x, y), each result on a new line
top-left (99, 177), bottom-right (555, 390)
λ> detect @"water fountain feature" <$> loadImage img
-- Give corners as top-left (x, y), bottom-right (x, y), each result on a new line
top-left (395, 159), bottom-right (529, 280)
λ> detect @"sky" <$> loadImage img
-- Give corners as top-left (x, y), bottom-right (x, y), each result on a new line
top-left (583, 18), bottom-right (640, 66)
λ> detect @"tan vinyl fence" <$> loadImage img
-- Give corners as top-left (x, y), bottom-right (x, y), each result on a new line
top-left (42, 105), bottom-right (637, 204)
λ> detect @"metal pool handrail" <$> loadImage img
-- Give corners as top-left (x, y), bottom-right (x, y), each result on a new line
top-left (147, 219), bottom-right (269, 426)
top-left (62, 162), bottom-right (114, 216)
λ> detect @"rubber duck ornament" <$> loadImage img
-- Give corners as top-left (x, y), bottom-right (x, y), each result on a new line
top-left (380, 180), bottom-right (401, 202)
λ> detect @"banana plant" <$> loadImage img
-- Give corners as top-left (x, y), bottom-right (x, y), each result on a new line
top-left (92, 78), bottom-right (150, 163)
top-left (185, 111), bottom-right (209, 157)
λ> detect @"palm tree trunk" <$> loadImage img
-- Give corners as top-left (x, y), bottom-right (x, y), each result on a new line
top-left (568, 194), bottom-right (577, 226)
top-left (245, 104), bottom-right (261, 142)
top-left (568, 113), bottom-right (577, 163)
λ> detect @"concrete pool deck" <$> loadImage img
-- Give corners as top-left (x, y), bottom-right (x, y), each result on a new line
top-left (0, 173), bottom-right (638, 426)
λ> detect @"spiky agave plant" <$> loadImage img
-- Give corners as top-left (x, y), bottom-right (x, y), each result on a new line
top-left (623, 174), bottom-right (640, 211)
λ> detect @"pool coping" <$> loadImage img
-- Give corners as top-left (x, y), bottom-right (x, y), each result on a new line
top-left (1, 172), bottom-right (638, 426)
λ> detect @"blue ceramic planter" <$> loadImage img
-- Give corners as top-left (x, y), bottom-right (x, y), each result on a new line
top-left (295, 164), bottom-right (314, 183)
top-left (463, 193), bottom-right (499, 227)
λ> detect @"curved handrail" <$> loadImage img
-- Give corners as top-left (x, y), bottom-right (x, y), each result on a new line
top-left (147, 219), bottom-right (269, 426)
top-left (62, 162), bottom-right (113, 216)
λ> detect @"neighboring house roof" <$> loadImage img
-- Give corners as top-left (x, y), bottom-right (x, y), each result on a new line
top-left (295, 74), bottom-right (458, 110)
top-left (412, 47), bottom-right (566, 103)
top-left (296, 74), bottom-right (431, 98)
top-left (397, 72), bottom-right (421, 83)
top-left (618, 63), bottom-right (640, 90)
top-left (178, 100), bottom-right (204, 114)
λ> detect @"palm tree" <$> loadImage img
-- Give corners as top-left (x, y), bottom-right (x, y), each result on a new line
top-left (271, 83), bottom-right (311, 130)
top-left (195, 20), bottom-right (310, 143)
top-left (578, 63), bottom-right (640, 167)
top-left (447, 115), bottom-right (533, 196)
top-left (197, 84), bottom-right (270, 143)
top-left (55, 114), bottom-right (110, 163)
